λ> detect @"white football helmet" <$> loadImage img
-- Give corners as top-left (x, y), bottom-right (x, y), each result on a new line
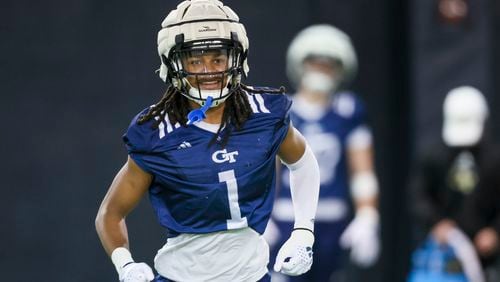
top-left (442, 86), bottom-right (489, 147)
top-left (157, 0), bottom-right (250, 107)
top-left (286, 24), bottom-right (357, 89)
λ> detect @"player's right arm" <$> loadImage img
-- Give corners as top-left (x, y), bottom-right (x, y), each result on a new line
top-left (96, 156), bottom-right (152, 254)
top-left (95, 156), bottom-right (155, 281)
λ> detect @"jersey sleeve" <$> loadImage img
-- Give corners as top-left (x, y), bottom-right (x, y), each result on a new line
top-left (334, 92), bottom-right (373, 150)
top-left (122, 107), bottom-right (159, 173)
top-left (259, 92), bottom-right (293, 149)
top-left (266, 92), bottom-right (293, 121)
top-left (122, 108), bottom-right (156, 153)
top-left (338, 92), bottom-right (367, 128)
top-left (244, 90), bottom-right (293, 155)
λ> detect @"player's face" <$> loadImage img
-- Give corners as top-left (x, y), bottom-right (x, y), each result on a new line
top-left (302, 57), bottom-right (342, 79)
top-left (181, 49), bottom-right (230, 91)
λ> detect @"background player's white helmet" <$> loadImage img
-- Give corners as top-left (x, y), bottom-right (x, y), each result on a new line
top-left (442, 86), bottom-right (489, 147)
top-left (157, 0), bottom-right (250, 106)
top-left (286, 24), bottom-right (357, 90)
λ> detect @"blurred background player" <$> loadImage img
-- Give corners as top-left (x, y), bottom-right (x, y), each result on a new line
top-left (266, 24), bottom-right (381, 282)
top-left (409, 86), bottom-right (500, 282)
top-left (95, 1), bottom-right (320, 281)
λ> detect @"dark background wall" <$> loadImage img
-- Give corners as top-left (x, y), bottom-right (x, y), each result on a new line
top-left (410, 0), bottom-right (492, 153)
top-left (2, 0), bottom-right (496, 281)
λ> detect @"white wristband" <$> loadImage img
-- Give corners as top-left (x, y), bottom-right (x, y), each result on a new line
top-left (111, 247), bottom-right (134, 275)
top-left (350, 171), bottom-right (379, 200)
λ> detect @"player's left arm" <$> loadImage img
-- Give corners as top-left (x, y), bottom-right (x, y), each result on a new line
top-left (277, 125), bottom-right (319, 230)
top-left (347, 145), bottom-right (378, 209)
top-left (339, 138), bottom-right (381, 267)
top-left (345, 97), bottom-right (379, 210)
top-left (274, 125), bottom-right (320, 276)
top-left (277, 124), bottom-right (306, 164)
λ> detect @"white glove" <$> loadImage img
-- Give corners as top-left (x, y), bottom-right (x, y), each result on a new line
top-left (120, 262), bottom-right (155, 282)
top-left (340, 207), bottom-right (380, 267)
top-left (111, 247), bottom-right (155, 282)
top-left (273, 229), bottom-right (314, 276)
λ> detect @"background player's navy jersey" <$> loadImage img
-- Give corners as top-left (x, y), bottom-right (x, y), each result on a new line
top-left (270, 92), bottom-right (371, 280)
top-left (123, 92), bottom-right (291, 237)
top-left (276, 92), bottom-right (369, 221)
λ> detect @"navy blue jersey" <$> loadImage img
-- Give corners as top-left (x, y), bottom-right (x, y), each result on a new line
top-left (123, 92), bottom-right (291, 237)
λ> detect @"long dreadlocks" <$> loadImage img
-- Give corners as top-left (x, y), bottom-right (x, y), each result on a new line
top-left (137, 84), bottom-right (285, 147)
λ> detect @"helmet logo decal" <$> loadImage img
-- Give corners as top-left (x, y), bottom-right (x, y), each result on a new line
top-left (198, 26), bottom-right (217, 32)
top-left (212, 149), bottom-right (239, 163)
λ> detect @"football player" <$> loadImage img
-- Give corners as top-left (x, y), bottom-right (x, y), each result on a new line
top-left (267, 24), bottom-right (381, 282)
top-left (95, 1), bottom-right (320, 281)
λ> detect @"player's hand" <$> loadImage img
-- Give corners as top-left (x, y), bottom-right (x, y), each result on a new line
top-left (120, 262), bottom-right (155, 282)
top-left (273, 229), bottom-right (314, 276)
top-left (340, 206), bottom-right (380, 267)
top-left (431, 219), bottom-right (456, 245)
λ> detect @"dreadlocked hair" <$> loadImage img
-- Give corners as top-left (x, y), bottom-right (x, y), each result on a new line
top-left (137, 83), bottom-right (285, 147)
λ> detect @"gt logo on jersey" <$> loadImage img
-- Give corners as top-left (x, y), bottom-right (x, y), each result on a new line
top-left (212, 149), bottom-right (239, 164)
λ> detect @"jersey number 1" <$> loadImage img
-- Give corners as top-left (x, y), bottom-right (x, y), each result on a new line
top-left (218, 170), bottom-right (248, 229)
